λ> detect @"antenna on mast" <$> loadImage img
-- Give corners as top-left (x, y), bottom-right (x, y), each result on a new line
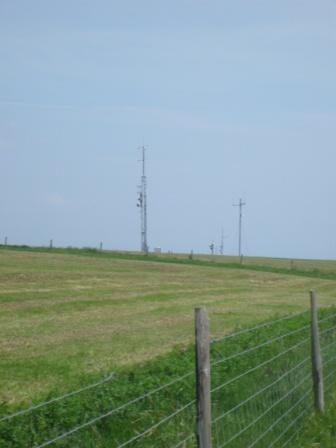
top-left (219, 227), bottom-right (228, 256)
top-left (137, 145), bottom-right (149, 254)
top-left (233, 198), bottom-right (246, 258)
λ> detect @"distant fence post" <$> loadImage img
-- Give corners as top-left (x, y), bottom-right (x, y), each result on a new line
top-left (195, 308), bottom-right (212, 448)
top-left (310, 290), bottom-right (325, 412)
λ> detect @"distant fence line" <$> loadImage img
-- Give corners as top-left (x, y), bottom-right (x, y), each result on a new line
top-left (1, 291), bottom-right (336, 447)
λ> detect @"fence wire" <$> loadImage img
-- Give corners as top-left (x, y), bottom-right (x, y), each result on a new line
top-left (0, 349), bottom-right (196, 448)
top-left (211, 308), bottom-right (336, 448)
top-left (1, 307), bottom-right (336, 448)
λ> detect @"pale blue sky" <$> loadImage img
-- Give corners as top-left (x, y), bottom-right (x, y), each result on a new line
top-left (1, 1), bottom-right (335, 258)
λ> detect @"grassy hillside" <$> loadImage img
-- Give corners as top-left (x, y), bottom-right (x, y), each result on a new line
top-left (1, 246), bottom-right (336, 405)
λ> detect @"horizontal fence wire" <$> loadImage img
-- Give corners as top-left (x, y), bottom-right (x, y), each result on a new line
top-left (115, 400), bottom-right (195, 448)
top-left (211, 324), bottom-right (310, 367)
top-left (36, 400), bottom-right (196, 448)
top-left (32, 369), bottom-right (195, 448)
top-left (268, 406), bottom-right (310, 448)
top-left (2, 306), bottom-right (336, 448)
top-left (211, 311), bottom-right (313, 448)
top-left (211, 335), bottom-right (311, 395)
top-left (211, 306), bottom-right (336, 448)
top-left (245, 388), bottom-right (312, 448)
top-left (173, 433), bottom-right (196, 448)
top-left (0, 351), bottom-right (195, 448)
top-left (279, 417), bottom-right (307, 448)
top-left (318, 311), bottom-right (336, 324)
top-left (0, 373), bottom-right (116, 423)
top-left (211, 310), bottom-right (309, 344)
top-left (212, 355), bottom-right (311, 426)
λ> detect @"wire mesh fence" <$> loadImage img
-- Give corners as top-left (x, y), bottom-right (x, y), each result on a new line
top-left (210, 306), bottom-right (336, 448)
top-left (0, 346), bottom-right (197, 448)
top-left (1, 295), bottom-right (336, 447)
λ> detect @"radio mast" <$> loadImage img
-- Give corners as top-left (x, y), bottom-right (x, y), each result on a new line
top-left (137, 146), bottom-right (148, 253)
top-left (233, 198), bottom-right (246, 258)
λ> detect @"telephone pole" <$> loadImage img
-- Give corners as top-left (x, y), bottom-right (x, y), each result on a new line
top-left (233, 198), bottom-right (246, 258)
top-left (137, 146), bottom-right (148, 253)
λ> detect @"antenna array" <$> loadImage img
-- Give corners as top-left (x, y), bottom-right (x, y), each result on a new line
top-left (233, 198), bottom-right (246, 257)
top-left (137, 146), bottom-right (148, 253)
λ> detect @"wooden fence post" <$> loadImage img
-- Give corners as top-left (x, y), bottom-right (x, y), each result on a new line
top-left (310, 290), bottom-right (325, 412)
top-left (195, 308), bottom-right (212, 448)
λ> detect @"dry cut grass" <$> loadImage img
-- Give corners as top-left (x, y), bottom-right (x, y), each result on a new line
top-left (1, 249), bottom-right (336, 403)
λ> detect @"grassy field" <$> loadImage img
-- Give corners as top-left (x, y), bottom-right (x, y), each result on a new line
top-left (1, 246), bottom-right (336, 405)
top-left (1, 246), bottom-right (336, 447)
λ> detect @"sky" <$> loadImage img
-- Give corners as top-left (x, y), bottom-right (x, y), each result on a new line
top-left (1, 0), bottom-right (335, 259)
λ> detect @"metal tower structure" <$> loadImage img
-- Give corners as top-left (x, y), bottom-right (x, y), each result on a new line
top-left (233, 198), bottom-right (246, 257)
top-left (219, 227), bottom-right (227, 256)
top-left (137, 146), bottom-right (148, 253)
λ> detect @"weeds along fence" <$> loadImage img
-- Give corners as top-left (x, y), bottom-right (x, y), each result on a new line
top-left (1, 290), bottom-right (336, 447)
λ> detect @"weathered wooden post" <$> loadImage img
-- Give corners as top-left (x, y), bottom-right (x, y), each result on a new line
top-left (310, 290), bottom-right (325, 412)
top-left (195, 307), bottom-right (212, 448)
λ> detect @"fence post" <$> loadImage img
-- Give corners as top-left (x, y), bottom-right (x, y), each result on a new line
top-left (195, 307), bottom-right (212, 448)
top-left (310, 289), bottom-right (325, 412)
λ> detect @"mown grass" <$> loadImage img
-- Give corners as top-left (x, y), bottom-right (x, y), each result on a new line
top-left (1, 246), bottom-right (336, 447)
top-left (1, 246), bottom-right (336, 404)
top-left (3, 244), bottom-right (336, 280)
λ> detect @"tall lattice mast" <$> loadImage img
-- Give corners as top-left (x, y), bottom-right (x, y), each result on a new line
top-left (233, 198), bottom-right (246, 257)
top-left (137, 146), bottom-right (148, 253)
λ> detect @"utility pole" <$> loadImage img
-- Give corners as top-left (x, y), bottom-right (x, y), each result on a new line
top-left (233, 198), bottom-right (246, 258)
top-left (137, 146), bottom-right (148, 254)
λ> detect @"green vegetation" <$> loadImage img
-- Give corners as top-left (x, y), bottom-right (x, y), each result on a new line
top-left (3, 244), bottom-right (336, 280)
top-left (2, 309), bottom-right (334, 447)
top-left (1, 246), bottom-right (336, 403)
top-left (297, 395), bottom-right (336, 447)
top-left (1, 245), bottom-right (336, 446)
